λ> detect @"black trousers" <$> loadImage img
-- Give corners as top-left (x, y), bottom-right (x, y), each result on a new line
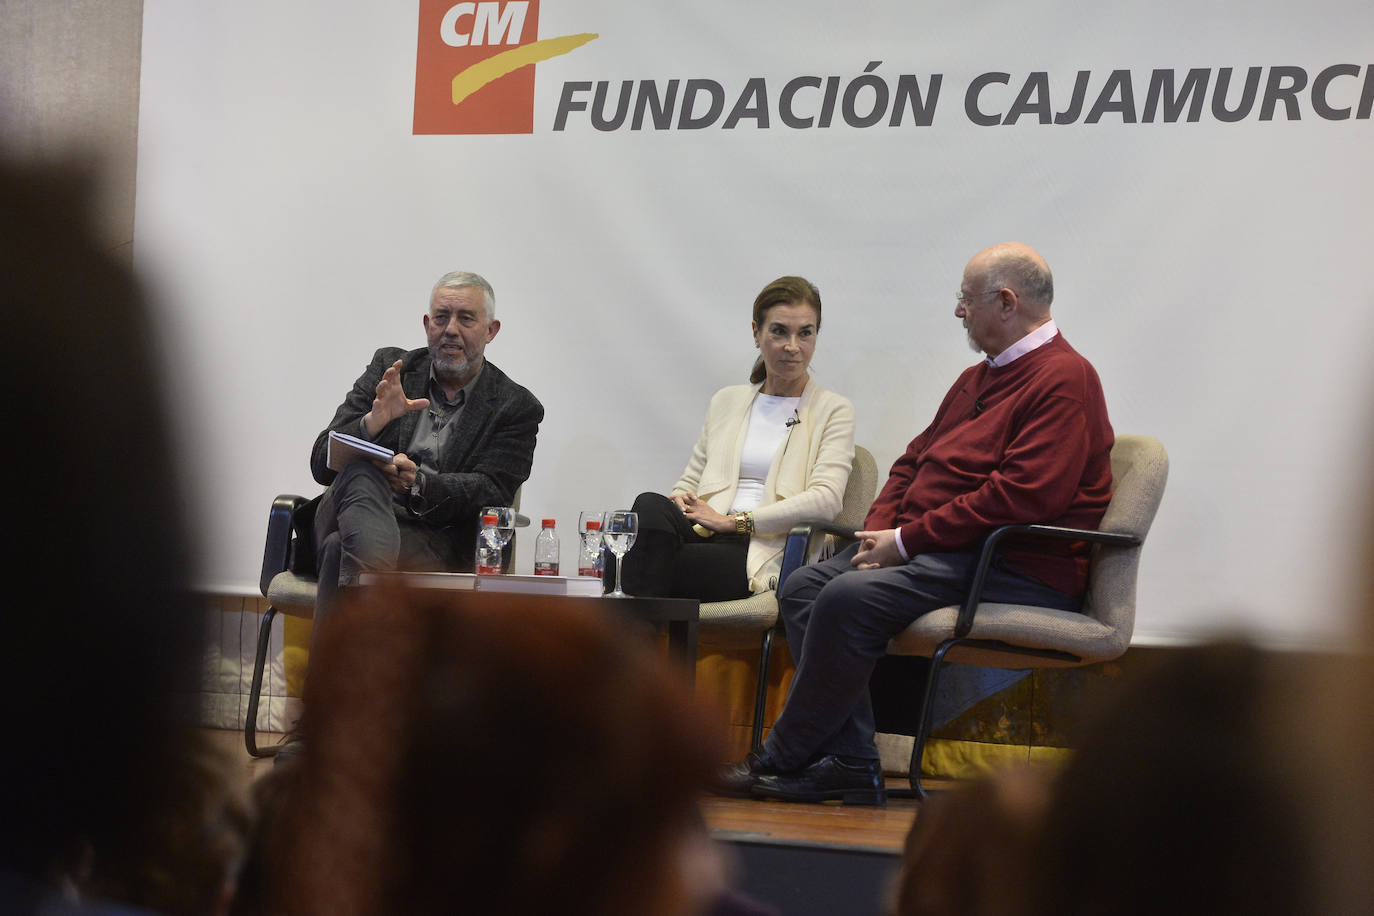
top-left (616, 492), bottom-right (751, 601)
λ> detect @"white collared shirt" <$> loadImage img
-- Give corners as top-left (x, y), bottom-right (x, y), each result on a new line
top-left (987, 319), bottom-right (1059, 367)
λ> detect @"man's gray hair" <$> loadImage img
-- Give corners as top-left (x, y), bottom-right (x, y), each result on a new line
top-left (431, 271), bottom-right (496, 320)
top-left (988, 252), bottom-right (1054, 308)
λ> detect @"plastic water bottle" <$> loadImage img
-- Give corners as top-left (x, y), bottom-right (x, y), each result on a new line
top-left (533, 518), bottom-right (560, 576)
top-left (475, 513), bottom-right (502, 575)
top-left (578, 519), bottom-right (603, 578)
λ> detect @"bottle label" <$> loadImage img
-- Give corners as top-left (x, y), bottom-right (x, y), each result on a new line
top-left (534, 561), bottom-right (559, 576)
top-left (475, 539), bottom-right (501, 575)
top-left (578, 566), bottom-right (601, 578)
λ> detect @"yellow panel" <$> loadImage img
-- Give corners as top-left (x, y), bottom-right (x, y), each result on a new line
top-left (920, 738), bottom-right (1072, 779)
top-left (282, 617), bottom-right (312, 698)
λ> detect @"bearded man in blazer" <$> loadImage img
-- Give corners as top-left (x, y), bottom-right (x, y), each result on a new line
top-left (309, 271), bottom-right (544, 627)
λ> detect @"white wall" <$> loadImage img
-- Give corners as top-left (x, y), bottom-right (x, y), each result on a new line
top-left (0, 0), bottom-right (143, 257)
top-left (135, 0), bottom-right (1374, 649)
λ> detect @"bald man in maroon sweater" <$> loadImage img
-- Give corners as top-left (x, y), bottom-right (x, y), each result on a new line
top-left (718, 242), bottom-right (1114, 806)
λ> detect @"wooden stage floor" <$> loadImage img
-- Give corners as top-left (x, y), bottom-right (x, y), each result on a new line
top-left (209, 729), bottom-right (932, 854)
top-left (211, 728), bottom-right (938, 915)
top-left (703, 786), bottom-right (920, 853)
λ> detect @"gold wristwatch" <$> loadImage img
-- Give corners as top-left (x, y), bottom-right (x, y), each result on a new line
top-left (733, 511), bottom-right (754, 535)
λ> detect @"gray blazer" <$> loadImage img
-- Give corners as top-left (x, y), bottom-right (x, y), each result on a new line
top-left (311, 347), bottom-right (543, 554)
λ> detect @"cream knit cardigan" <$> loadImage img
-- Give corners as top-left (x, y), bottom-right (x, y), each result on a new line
top-left (672, 377), bottom-right (855, 593)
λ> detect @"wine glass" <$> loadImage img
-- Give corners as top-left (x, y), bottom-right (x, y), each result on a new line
top-left (577, 510), bottom-right (605, 578)
top-left (601, 510), bottom-right (638, 598)
top-left (483, 506), bottom-right (517, 548)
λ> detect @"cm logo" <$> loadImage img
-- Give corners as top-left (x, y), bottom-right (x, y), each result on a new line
top-left (414, 0), bottom-right (598, 135)
top-left (440, 2), bottom-right (528, 47)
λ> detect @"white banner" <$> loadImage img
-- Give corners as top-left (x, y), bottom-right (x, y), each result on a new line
top-left (135, 0), bottom-right (1374, 648)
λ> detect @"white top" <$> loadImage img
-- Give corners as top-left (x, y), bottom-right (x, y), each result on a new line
top-left (731, 394), bottom-right (801, 513)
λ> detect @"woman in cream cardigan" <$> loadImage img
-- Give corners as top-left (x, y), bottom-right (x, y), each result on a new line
top-left (618, 276), bottom-right (855, 601)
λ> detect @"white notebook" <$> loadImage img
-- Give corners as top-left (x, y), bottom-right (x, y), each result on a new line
top-left (327, 430), bottom-right (395, 471)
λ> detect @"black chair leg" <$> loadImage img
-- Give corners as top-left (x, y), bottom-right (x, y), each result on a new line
top-left (892, 638), bottom-right (1077, 800)
top-left (750, 627), bottom-right (776, 754)
top-left (886, 637), bottom-right (966, 800)
top-left (245, 605), bottom-right (280, 758)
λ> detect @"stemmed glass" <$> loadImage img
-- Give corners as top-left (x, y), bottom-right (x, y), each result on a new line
top-left (601, 510), bottom-right (638, 598)
top-left (479, 505), bottom-right (517, 573)
top-left (577, 510), bottom-right (604, 578)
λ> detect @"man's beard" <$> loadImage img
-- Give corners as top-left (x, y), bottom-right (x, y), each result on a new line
top-left (432, 344), bottom-right (471, 380)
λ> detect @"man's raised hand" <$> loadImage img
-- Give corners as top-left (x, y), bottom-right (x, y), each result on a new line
top-left (363, 359), bottom-right (430, 438)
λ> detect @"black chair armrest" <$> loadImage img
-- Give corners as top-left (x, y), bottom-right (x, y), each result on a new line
top-left (777, 520), bottom-right (863, 590)
top-left (803, 520), bottom-right (862, 540)
top-left (260, 494), bottom-right (310, 597)
top-left (956, 523), bottom-right (1142, 637)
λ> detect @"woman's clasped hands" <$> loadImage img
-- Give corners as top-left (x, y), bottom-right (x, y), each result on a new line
top-left (671, 492), bottom-right (736, 534)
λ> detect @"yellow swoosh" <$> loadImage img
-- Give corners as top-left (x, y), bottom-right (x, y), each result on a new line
top-left (451, 33), bottom-right (599, 106)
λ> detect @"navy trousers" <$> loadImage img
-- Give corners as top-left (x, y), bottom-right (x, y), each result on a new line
top-left (763, 542), bottom-right (1081, 769)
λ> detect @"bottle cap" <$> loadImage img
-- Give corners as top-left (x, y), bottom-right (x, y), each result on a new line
top-left (482, 514), bottom-right (497, 525)
top-left (542, 518), bottom-right (556, 527)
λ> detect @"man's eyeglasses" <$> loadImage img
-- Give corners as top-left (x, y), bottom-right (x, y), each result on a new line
top-left (954, 288), bottom-right (1004, 306)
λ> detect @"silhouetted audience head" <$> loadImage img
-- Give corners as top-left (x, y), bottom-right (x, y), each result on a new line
top-left (891, 638), bottom-right (1374, 916)
top-left (228, 760), bottom-right (297, 916)
top-left (0, 155), bottom-right (206, 910)
top-left (265, 587), bottom-right (728, 915)
top-left (891, 766), bottom-right (1052, 916)
top-left (1029, 641), bottom-right (1314, 915)
top-left (79, 733), bottom-right (250, 916)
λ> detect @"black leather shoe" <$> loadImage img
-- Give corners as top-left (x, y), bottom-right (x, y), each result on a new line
top-left (272, 735), bottom-right (305, 766)
top-left (273, 719), bottom-right (306, 766)
top-left (711, 751), bottom-right (781, 798)
top-left (750, 754), bottom-right (886, 806)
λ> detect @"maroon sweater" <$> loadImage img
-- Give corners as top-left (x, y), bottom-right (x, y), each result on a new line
top-left (865, 334), bottom-right (1114, 597)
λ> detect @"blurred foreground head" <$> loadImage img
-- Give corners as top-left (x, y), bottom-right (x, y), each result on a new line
top-left (268, 587), bottom-right (727, 916)
top-left (894, 639), bottom-right (1374, 916)
top-left (1031, 642), bottom-right (1314, 915)
top-left (1031, 639), bottom-right (1374, 916)
top-left (0, 156), bottom-right (202, 888)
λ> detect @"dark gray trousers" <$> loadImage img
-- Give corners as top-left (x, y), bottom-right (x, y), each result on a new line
top-left (312, 462), bottom-right (459, 639)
